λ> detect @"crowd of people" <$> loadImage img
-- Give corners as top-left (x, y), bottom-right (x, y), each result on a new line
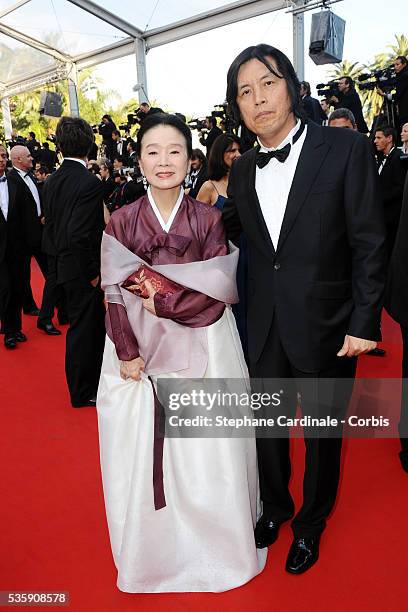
top-left (1, 44), bottom-right (408, 594)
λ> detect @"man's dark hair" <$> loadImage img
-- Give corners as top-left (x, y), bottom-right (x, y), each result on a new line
top-left (112, 130), bottom-right (121, 138)
top-left (140, 103), bottom-right (150, 109)
top-left (113, 155), bottom-right (123, 163)
top-left (56, 116), bottom-right (94, 157)
top-left (375, 124), bottom-right (396, 144)
top-left (37, 164), bottom-right (48, 175)
top-left (341, 76), bottom-right (355, 89)
top-left (328, 107), bottom-right (356, 127)
top-left (207, 115), bottom-right (217, 129)
top-left (396, 55), bottom-right (408, 66)
top-left (136, 113), bottom-right (192, 157)
top-left (226, 44), bottom-right (304, 126)
top-left (300, 81), bottom-right (311, 96)
top-left (191, 148), bottom-right (207, 169)
top-left (28, 131), bottom-right (36, 139)
top-left (208, 133), bottom-right (240, 181)
top-left (128, 140), bottom-right (137, 152)
top-left (42, 142), bottom-right (50, 149)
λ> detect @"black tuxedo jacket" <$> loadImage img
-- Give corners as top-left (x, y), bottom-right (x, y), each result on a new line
top-left (0, 178), bottom-right (22, 263)
top-left (385, 172), bottom-right (408, 325)
top-left (378, 148), bottom-right (407, 251)
top-left (7, 168), bottom-right (42, 251)
top-left (42, 160), bottom-right (104, 283)
top-left (223, 122), bottom-right (387, 372)
top-left (302, 95), bottom-right (326, 125)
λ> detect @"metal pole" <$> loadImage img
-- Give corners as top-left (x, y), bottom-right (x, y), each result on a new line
top-left (1, 97), bottom-right (13, 139)
top-left (293, 8), bottom-right (305, 80)
top-left (67, 63), bottom-right (80, 117)
top-left (134, 38), bottom-right (148, 104)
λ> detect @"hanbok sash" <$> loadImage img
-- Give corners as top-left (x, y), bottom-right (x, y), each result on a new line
top-left (101, 232), bottom-right (239, 378)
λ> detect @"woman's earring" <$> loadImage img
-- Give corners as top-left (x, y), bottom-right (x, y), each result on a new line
top-left (142, 175), bottom-right (148, 190)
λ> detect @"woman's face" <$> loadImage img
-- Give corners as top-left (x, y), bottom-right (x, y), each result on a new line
top-left (138, 125), bottom-right (190, 190)
top-left (401, 123), bottom-right (408, 143)
top-left (223, 141), bottom-right (241, 169)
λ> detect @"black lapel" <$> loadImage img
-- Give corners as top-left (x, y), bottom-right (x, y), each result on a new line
top-left (6, 178), bottom-right (17, 220)
top-left (242, 147), bottom-right (276, 261)
top-left (276, 122), bottom-right (331, 254)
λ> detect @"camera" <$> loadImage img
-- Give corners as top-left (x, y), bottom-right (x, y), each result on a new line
top-left (357, 66), bottom-right (396, 92)
top-left (316, 80), bottom-right (341, 99)
top-left (188, 118), bottom-right (208, 131)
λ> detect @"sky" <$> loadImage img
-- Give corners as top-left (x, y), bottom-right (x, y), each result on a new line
top-left (0, 0), bottom-right (407, 119)
top-left (90, 0), bottom-right (407, 118)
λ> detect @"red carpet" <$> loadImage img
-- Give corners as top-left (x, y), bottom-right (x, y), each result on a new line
top-left (1, 263), bottom-right (407, 612)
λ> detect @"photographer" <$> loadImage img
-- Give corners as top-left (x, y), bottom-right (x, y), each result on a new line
top-left (330, 76), bottom-right (369, 134)
top-left (379, 56), bottom-right (408, 134)
top-left (137, 102), bottom-right (163, 121)
top-left (199, 116), bottom-right (222, 158)
top-left (98, 114), bottom-right (117, 162)
top-left (112, 129), bottom-right (129, 166)
top-left (300, 81), bottom-right (326, 125)
top-left (39, 142), bottom-right (57, 173)
top-left (126, 140), bottom-right (138, 168)
top-left (27, 132), bottom-right (41, 163)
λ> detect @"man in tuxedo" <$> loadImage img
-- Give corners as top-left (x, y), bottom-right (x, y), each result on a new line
top-left (199, 116), bottom-right (223, 158)
top-left (300, 81), bottom-right (326, 125)
top-left (374, 125), bottom-right (407, 256)
top-left (223, 44), bottom-right (387, 573)
top-left (42, 117), bottom-right (105, 408)
top-left (8, 146), bottom-right (60, 336)
top-left (328, 108), bottom-right (357, 130)
top-left (0, 145), bottom-right (27, 347)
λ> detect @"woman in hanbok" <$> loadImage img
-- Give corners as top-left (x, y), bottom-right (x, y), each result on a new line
top-left (97, 113), bottom-right (266, 593)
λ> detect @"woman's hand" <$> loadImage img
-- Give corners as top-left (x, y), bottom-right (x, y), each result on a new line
top-left (141, 280), bottom-right (157, 315)
top-left (120, 357), bottom-right (145, 381)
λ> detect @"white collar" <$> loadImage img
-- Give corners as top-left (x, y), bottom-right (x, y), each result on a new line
top-left (147, 186), bottom-right (184, 233)
top-left (258, 119), bottom-right (301, 153)
top-left (64, 157), bottom-right (87, 168)
top-left (13, 166), bottom-right (31, 177)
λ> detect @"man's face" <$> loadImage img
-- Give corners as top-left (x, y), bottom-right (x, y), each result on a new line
top-left (17, 147), bottom-right (33, 171)
top-left (35, 169), bottom-right (46, 181)
top-left (374, 131), bottom-right (393, 153)
top-left (100, 165), bottom-right (109, 179)
top-left (0, 147), bottom-right (7, 175)
top-left (394, 59), bottom-right (405, 74)
top-left (321, 100), bottom-right (329, 113)
top-left (113, 158), bottom-right (122, 170)
top-left (329, 117), bottom-right (356, 130)
top-left (236, 57), bottom-right (294, 145)
top-left (338, 78), bottom-right (349, 93)
top-left (190, 156), bottom-right (201, 171)
top-left (112, 133), bottom-right (119, 141)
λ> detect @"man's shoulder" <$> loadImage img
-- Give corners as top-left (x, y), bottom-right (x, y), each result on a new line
top-left (319, 123), bottom-right (366, 148)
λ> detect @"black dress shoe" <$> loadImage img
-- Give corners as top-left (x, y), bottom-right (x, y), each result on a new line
top-left (4, 334), bottom-right (17, 349)
top-left (15, 331), bottom-right (27, 342)
top-left (254, 516), bottom-right (281, 548)
top-left (399, 451), bottom-right (408, 473)
top-left (286, 537), bottom-right (320, 574)
top-left (24, 308), bottom-right (40, 316)
top-left (71, 397), bottom-right (97, 408)
top-left (37, 322), bottom-right (61, 336)
top-left (367, 347), bottom-right (386, 357)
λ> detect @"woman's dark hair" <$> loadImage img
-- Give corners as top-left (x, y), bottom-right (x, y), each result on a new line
top-left (100, 161), bottom-right (113, 176)
top-left (226, 44), bottom-right (304, 126)
top-left (191, 148), bottom-right (207, 170)
top-left (56, 116), bottom-right (94, 157)
top-left (136, 113), bottom-right (192, 157)
top-left (208, 133), bottom-right (240, 181)
top-left (88, 162), bottom-right (100, 174)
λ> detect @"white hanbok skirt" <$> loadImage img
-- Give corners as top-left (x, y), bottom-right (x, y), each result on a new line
top-left (97, 307), bottom-right (267, 593)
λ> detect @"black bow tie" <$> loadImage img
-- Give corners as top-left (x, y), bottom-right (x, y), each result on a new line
top-left (256, 143), bottom-right (291, 168)
top-left (0, 176), bottom-right (6, 183)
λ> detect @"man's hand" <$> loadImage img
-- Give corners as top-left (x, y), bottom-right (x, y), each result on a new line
top-left (330, 95), bottom-right (339, 104)
top-left (120, 357), bottom-right (145, 381)
top-left (337, 335), bottom-right (377, 357)
top-left (141, 280), bottom-right (157, 315)
top-left (90, 275), bottom-right (100, 287)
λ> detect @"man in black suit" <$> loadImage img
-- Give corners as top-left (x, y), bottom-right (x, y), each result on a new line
top-left (8, 146), bottom-right (60, 336)
top-left (385, 172), bottom-right (408, 472)
top-left (300, 81), bottom-right (326, 125)
top-left (199, 116), bottom-right (223, 158)
top-left (223, 44), bottom-right (387, 573)
top-left (330, 76), bottom-right (369, 134)
top-left (39, 142), bottom-right (57, 173)
top-left (374, 124), bottom-right (407, 256)
top-left (0, 144), bottom-right (28, 348)
top-left (42, 117), bottom-right (106, 408)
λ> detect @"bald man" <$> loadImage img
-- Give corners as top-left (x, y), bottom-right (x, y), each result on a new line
top-left (8, 147), bottom-right (61, 337)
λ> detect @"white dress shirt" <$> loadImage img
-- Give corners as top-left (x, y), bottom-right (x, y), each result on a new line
top-left (13, 166), bottom-right (41, 217)
top-left (0, 175), bottom-right (8, 220)
top-left (255, 120), bottom-right (307, 250)
top-left (378, 147), bottom-right (395, 174)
